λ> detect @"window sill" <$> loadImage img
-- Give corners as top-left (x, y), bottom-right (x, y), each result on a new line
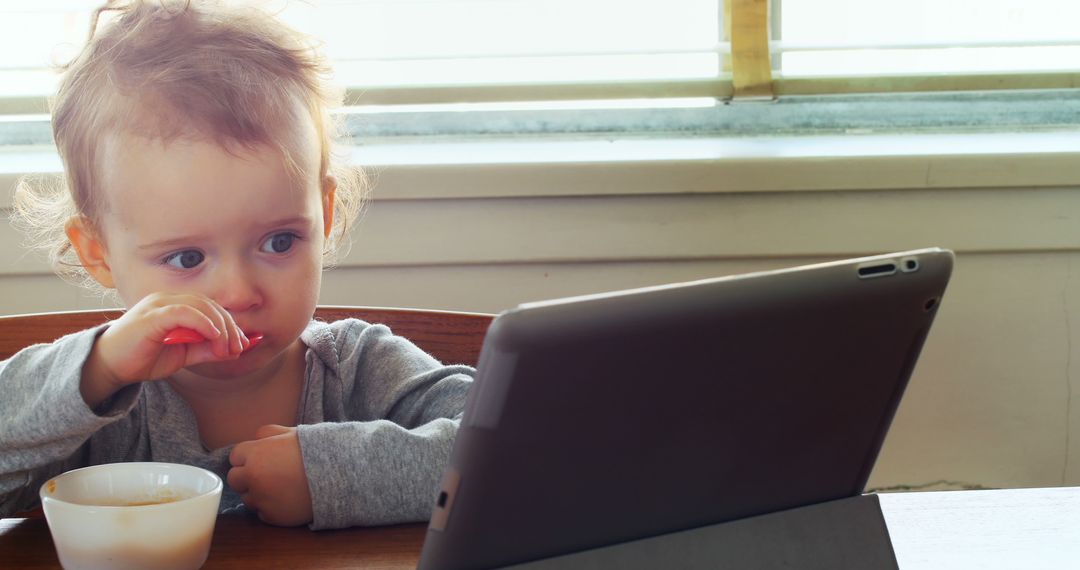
top-left (2, 130), bottom-right (1079, 207)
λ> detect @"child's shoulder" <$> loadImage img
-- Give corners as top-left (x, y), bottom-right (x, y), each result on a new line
top-left (302, 317), bottom-right (420, 376)
top-left (304, 317), bottom-right (373, 343)
top-left (301, 317), bottom-right (395, 354)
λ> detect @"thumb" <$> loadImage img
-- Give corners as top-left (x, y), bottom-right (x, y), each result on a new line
top-left (254, 424), bottom-right (291, 439)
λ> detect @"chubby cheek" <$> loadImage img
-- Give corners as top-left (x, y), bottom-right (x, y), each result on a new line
top-left (111, 282), bottom-right (138, 309)
top-left (277, 255), bottom-right (324, 332)
top-left (108, 263), bottom-right (165, 310)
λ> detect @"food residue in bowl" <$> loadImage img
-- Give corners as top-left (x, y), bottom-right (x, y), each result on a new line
top-left (78, 487), bottom-right (198, 507)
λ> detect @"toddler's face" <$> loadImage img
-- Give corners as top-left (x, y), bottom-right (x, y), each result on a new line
top-left (91, 130), bottom-right (332, 379)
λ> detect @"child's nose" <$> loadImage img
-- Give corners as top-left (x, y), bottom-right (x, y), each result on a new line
top-left (210, 264), bottom-right (262, 313)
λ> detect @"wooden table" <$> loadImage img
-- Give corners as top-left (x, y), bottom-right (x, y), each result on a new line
top-left (4, 487), bottom-right (1079, 569)
top-left (0, 512), bottom-right (426, 569)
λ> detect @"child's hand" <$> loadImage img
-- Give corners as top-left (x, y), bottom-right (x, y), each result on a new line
top-left (228, 424), bottom-right (314, 527)
top-left (81, 292), bottom-right (250, 407)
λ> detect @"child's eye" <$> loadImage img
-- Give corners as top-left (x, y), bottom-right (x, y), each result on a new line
top-left (162, 250), bottom-right (205, 269)
top-left (260, 232), bottom-right (298, 254)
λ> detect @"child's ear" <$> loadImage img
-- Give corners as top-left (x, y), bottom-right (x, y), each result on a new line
top-left (65, 216), bottom-right (115, 288)
top-left (321, 175), bottom-right (337, 240)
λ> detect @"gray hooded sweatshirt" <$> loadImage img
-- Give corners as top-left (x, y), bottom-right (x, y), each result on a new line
top-left (0, 318), bottom-right (474, 529)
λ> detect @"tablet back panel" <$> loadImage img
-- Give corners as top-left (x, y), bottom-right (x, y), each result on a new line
top-left (419, 249), bottom-right (953, 570)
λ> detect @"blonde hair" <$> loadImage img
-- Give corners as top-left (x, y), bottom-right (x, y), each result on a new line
top-left (12, 0), bottom-right (366, 288)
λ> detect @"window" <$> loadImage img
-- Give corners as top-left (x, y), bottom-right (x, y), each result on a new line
top-left (0, 0), bottom-right (1077, 137)
top-left (0, 0), bottom-right (728, 106)
top-left (781, 0), bottom-right (1080, 76)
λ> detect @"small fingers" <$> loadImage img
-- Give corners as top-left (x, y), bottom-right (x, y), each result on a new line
top-left (155, 305), bottom-right (219, 340)
top-left (157, 296), bottom-right (233, 358)
top-left (240, 492), bottom-right (260, 515)
top-left (229, 441), bottom-right (249, 467)
top-left (130, 293), bottom-right (251, 359)
top-left (239, 492), bottom-right (278, 526)
top-left (159, 296), bottom-right (245, 358)
top-left (205, 298), bottom-right (249, 356)
top-left (254, 424), bottom-right (290, 439)
top-left (226, 466), bottom-right (250, 494)
top-left (195, 298), bottom-right (235, 357)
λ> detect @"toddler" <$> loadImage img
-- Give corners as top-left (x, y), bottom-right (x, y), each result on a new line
top-left (0, 0), bottom-right (474, 529)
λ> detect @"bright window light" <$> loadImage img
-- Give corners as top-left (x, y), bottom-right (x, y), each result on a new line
top-left (0, 0), bottom-right (722, 98)
top-left (780, 0), bottom-right (1080, 75)
top-left (2, 1), bottom-right (1079, 101)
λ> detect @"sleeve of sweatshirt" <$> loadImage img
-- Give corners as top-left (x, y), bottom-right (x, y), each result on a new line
top-left (296, 319), bottom-right (475, 529)
top-left (0, 326), bottom-right (144, 515)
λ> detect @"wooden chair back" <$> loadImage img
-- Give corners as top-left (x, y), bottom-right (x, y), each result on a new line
top-left (0, 306), bottom-right (495, 366)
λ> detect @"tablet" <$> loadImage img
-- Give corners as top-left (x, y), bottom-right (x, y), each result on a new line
top-left (418, 248), bottom-right (954, 570)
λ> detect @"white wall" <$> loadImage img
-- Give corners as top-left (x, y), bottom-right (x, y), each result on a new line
top-left (3, 133), bottom-right (1079, 492)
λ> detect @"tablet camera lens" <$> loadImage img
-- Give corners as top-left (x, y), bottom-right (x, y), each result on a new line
top-left (898, 258), bottom-right (920, 273)
top-left (924, 298), bottom-right (938, 311)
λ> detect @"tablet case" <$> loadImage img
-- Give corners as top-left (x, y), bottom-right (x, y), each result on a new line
top-left (419, 248), bottom-right (952, 569)
top-left (505, 494), bottom-right (898, 570)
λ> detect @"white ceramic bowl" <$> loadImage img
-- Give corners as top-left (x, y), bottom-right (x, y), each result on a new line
top-left (40, 462), bottom-right (223, 570)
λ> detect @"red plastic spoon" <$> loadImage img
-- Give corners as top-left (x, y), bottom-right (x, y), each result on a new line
top-left (161, 327), bottom-right (204, 345)
top-left (162, 327), bottom-right (263, 350)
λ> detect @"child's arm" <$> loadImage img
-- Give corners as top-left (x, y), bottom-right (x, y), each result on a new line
top-left (0, 326), bottom-right (145, 515)
top-left (0, 292), bottom-right (250, 516)
top-left (297, 414), bottom-right (466, 529)
top-left (229, 319), bottom-right (474, 529)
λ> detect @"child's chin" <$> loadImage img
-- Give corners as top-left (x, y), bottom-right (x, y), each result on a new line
top-left (187, 353), bottom-right (263, 379)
